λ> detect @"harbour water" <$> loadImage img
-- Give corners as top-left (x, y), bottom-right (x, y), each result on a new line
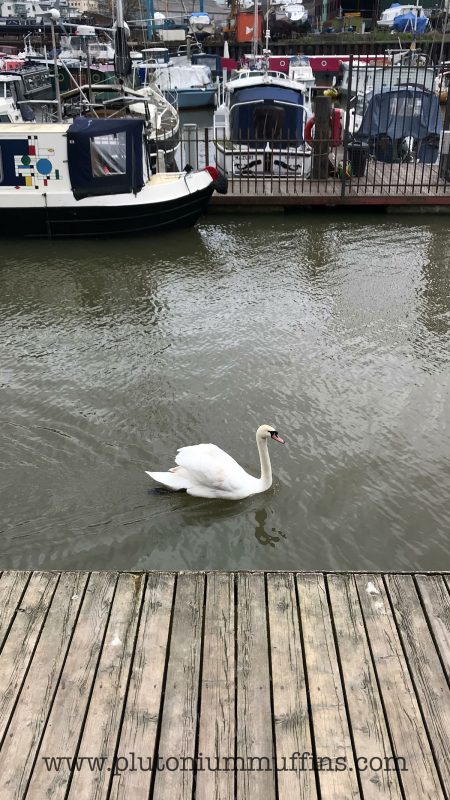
top-left (1, 212), bottom-right (449, 572)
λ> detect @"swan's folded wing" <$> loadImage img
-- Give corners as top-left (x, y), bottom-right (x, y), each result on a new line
top-left (174, 443), bottom-right (250, 493)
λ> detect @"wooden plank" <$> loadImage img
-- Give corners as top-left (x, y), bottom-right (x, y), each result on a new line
top-left (327, 574), bottom-right (403, 799)
top-left (0, 572), bottom-right (87, 800)
top-left (356, 574), bottom-right (445, 799)
top-left (0, 572), bottom-right (30, 651)
top-left (386, 574), bottom-right (450, 790)
top-left (236, 572), bottom-right (276, 800)
top-left (196, 572), bottom-right (235, 800)
top-left (297, 573), bottom-right (359, 800)
top-left (415, 575), bottom-right (450, 675)
top-left (109, 572), bottom-right (175, 800)
top-left (66, 572), bottom-right (145, 800)
top-left (25, 571), bottom-right (117, 800)
top-left (266, 572), bottom-right (317, 800)
top-left (0, 572), bottom-right (58, 745)
top-left (152, 572), bottom-right (204, 800)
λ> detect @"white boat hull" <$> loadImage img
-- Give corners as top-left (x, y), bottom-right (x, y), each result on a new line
top-left (215, 142), bottom-right (312, 178)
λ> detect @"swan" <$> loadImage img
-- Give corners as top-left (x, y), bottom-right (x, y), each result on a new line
top-left (145, 424), bottom-right (285, 500)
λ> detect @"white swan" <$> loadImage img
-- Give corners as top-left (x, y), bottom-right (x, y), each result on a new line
top-left (146, 424), bottom-right (285, 500)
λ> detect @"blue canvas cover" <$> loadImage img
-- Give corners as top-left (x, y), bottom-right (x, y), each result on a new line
top-left (354, 86), bottom-right (442, 163)
top-left (67, 117), bottom-right (144, 201)
top-left (356, 86), bottom-right (442, 139)
top-left (230, 86), bottom-right (305, 144)
top-left (393, 11), bottom-right (428, 32)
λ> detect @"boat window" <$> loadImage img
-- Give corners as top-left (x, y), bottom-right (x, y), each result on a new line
top-left (0, 148), bottom-right (3, 182)
top-left (254, 105), bottom-right (286, 139)
top-left (24, 76), bottom-right (37, 92)
top-left (0, 114), bottom-right (10, 122)
top-left (390, 94), bottom-right (423, 118)
top-left (90, 131), bottom-right (127, 177)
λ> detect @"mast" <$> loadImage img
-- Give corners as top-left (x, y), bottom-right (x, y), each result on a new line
top-left (114, 0), bottom-right (132, 83)
top-left (252, 0), bottom-right (259, 58)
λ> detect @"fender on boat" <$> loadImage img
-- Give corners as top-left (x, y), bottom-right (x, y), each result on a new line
top-left (203, 166), bottom-right (228, 195)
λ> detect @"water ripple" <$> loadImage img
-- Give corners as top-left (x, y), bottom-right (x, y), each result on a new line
top-left (0, 215), bottom-right (449, 571)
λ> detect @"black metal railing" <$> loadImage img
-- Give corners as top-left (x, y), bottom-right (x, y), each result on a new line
top-left (152, 56), bottom-right (450, 200)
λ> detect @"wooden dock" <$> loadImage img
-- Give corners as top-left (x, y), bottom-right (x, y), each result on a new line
top-left (208, 159), bottom-right (450, 210)
top-left (0, 570), bottom-right (449, 799)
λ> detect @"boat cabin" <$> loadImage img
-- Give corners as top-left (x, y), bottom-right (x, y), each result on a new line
top-left (0, 74), bottom-right (34, 121)
top-left (0, 118), bottom-right (145, 199)
top-left (229, 85), bottom-right (307, 145)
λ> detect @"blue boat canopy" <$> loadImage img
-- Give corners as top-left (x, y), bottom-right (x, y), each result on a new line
top-left (393, 11), bottom-right (428, 32)
top-left (354, 86), bottom-right (442, 163)
top-left (356, 86), bottom-right (442, 141)
top-left (230, 86), bottom-right (306, 143)
top-left (67, 117), bottom-right (144, 201)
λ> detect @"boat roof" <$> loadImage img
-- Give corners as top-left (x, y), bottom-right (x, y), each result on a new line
top-left (0, 123), bottom-right (70, 132)
top-left (227, 72), bottom-right (302, 93)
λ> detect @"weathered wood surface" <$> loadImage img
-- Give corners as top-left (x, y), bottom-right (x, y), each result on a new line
top-left (386, 574), bottom-right (450, 791)
top-left (109, 572), bottom-right (175, 800)
top-left (209, 160), bottom-right (450, 206)
top-left (266, 572), bottom-right (316, 800)
top-left (0, 572), bottom-right (87, 800)
top-left (0, 571), bottom-right (448, 800)
top-left (236, 572), bottom-right (276, 800)
top-left (356, 574), bottom-right (446, 799)
top-left (0, 572), bottom-right (30, 651)
top-left (25, 571), bottom-right (117, 800)
top-left (196, 572), bottom-right (235, 800)
top-left (298, 573), bottom-right (359, 800)
top-left (327, 574), bottom-right (403, 800)
top-left (152, 572), bottom-right (204, 800)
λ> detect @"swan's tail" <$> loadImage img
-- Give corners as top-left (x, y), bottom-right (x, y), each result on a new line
top-left (145, 469), bottom-right (191, 491)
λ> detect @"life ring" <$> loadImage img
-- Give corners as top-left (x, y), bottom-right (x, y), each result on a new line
top-left (304, 108), bottom-right (344, 147)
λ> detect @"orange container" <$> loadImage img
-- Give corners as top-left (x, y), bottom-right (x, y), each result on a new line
top-left (235, 12), bottom-right (263, 43)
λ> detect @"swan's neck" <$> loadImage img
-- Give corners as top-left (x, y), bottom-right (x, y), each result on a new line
top-left (256, 435), bottom-right (272, 491)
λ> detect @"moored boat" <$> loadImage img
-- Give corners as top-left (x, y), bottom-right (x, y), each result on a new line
top-left (0, 117), bottom-right (226, 238)
top-left (213, 68), bottom-right (313, 178)
top-left (339, 51), bottom-right (436, 97)
top-left (266, 0), bottom-right (310, 40)
top-left (133, 53), bottom-right (216, 110)
top-left (377, 3), bottom-right (428, 31)
top-left (349, 84), bottom-right (443, 165)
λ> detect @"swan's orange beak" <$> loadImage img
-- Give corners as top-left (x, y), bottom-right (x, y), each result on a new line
top-left (271, 433), bottom-right (285, 443)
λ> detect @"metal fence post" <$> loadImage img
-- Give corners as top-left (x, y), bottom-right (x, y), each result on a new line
top-left (341, 54), bottom-right (353, 198)
top-left (182, 124), bottom-right (199, 170)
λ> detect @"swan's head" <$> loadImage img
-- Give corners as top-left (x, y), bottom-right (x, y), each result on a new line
top-left (257, 424), bottom-right (285, 444)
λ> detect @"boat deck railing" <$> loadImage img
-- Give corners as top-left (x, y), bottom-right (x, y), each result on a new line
top-left (179, 58), bottom-right (450, 206)
top-left (178, 125), bottom-right (450, 203)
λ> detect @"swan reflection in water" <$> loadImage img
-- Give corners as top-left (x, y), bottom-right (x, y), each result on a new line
top-left (254, 507), bottom-right (286, 548)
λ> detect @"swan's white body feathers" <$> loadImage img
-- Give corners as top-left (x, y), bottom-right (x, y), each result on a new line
top-left (146, 443), bottom-right (259, 499)
top-left (146, 424), bottom-right (282, 500)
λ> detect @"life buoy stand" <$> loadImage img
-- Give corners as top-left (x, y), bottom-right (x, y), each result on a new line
top-left (304, 108), bottom-right (344, 147)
